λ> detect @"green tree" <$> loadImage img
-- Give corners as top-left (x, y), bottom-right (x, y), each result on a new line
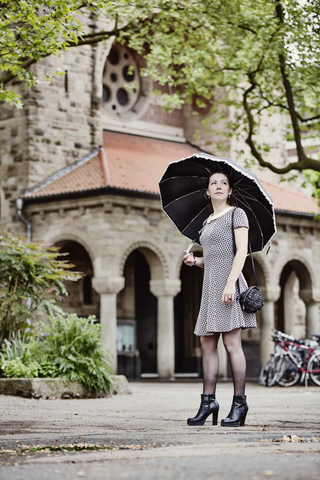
top-left (0, 232), bottom-right (81, 342)
top-left (0, 0), bottom-right (120, 107)
top-left (1, 0), bottom-right (320, 176)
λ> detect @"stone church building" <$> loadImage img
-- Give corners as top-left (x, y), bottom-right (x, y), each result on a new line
top-left (1, 36), bottom-right (320, 380)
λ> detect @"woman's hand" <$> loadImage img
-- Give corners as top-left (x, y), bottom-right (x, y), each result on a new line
top-left (222, 281), bottom-right (236, 305)
top-left (183, 250), bottom-right (195, 266)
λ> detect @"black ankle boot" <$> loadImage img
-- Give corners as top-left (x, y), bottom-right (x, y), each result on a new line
top-left (187, 394), bottom-right (219, 426)
top-left (221, 395), bottom-right (248, 427)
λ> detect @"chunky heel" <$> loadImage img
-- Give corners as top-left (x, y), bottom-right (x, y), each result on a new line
top-left (212, 410), bottom-right (218, 426)
top-left (240, 412), bottom-right (247, 427)
top-left (221, 395), bottom-right (248, 428)
top-left (187, 394), bottom-right (219, 426)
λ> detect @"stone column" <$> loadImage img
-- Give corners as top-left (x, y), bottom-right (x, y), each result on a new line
top-left (260, 301), bottom-right (275, 366)
top-left (150, 279), bottom-right (181, 381)
top-left (259, 286), bottom-right (280, 368)
top-left (92, 276), bottom-right (125, 374)
top-left (283, 271), bottom-right (297, 336)
top-left (306, 301), bottom-right (320, 338)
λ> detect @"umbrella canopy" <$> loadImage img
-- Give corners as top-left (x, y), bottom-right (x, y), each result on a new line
top-left (159, 153), bottom-right (276, 253)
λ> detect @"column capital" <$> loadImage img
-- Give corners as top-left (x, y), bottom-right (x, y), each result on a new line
top-left (92, 276), bottom-right (125, 295)
top-left (150, 279), bottom-right (181, 298)
top-left (260, 285), bottom-right (281, 303)
top-left (301, 289), bottom-right (320, 303)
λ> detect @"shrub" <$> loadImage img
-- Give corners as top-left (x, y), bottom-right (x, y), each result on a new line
top-left (1, 358), bottom-right (40, 378)
top-left (0, 232), bottom-right (81, 342)
top-left (0, 309), bottom-right (113, 394)
top-left (39, 307), bottom-right (113, 393)
top-left (0, 331), bottom-right (40, 378)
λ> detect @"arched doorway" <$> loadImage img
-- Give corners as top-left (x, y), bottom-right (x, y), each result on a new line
top-left (54, 240), bottom-right (99, 318)
top-left (174, 263), bottom-right (203, 375)
top-left (240, 256), bottom-right (266, 378)
top-left (174, 254), bottom-right (267, 379)
top-left (117, 249), bottom-right (157, 378)
top-left (277, 260), bottom-right (311, 338)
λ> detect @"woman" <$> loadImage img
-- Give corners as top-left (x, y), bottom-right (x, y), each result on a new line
top-left (183, 171), bottom-right (256, 427)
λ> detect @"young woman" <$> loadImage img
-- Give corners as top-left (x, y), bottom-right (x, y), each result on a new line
top-left (183, 171), bottom-right (256, 427)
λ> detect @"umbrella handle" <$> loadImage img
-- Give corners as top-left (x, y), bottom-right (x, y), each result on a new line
top-left (186, 241), bottom-right (195, 253)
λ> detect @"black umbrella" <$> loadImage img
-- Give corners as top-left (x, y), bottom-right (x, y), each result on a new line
top-left (159, 153), bottom-right (276, 253)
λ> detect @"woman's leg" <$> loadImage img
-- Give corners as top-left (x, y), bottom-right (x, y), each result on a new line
top-left (187, 334), bottom-right (220, 426)
top-left (222, 328), bottom-right (246, 396)
top-left (200, 334), bottom-right (220, 395)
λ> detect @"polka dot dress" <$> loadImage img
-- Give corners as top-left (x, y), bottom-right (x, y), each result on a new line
top-left (194, 207), bottom-right (257, 336)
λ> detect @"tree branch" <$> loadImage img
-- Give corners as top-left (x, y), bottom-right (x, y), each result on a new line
top-left (242, 78), bottom-right (320, 174)
top-left (0, 28), bottom-right (121, 85)
top-left (228, 21), bottom-right (257, 35)
top-left (0, 57), bottom-right (37, 84)
top-left (296, 113), bottom-right (320, 124)
top-left (275, 1), bottom-right (307, 164)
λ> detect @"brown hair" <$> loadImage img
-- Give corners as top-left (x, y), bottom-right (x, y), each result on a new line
top-left (206, 171), bottom-right (238, 207)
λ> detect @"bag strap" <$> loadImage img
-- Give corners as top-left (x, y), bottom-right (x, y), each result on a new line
top-left (231, 208), bottom-right (259, 292)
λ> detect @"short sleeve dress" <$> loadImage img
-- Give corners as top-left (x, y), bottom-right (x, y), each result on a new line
top-left (194, 207), bottom-right (257, 336)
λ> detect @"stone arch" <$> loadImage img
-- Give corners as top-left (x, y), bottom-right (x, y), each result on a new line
top-left (41, 227), bottom-right (100, 276)
top-left (54, 239), bottom-right (99, 317)
top-left (275, 251), bottom-right (316, 337)
top-left (119, 240), bottom-right (169, 280)
top-left (274, 249), bottom-right (316, 300)
top-left (243, 252), bottom-right (270, 287)
top-left (94, 37), bottom-right (115, 95)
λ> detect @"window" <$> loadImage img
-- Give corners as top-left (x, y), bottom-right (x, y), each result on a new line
top-left (102, 44), bottom-right (150, 121)
top-left (117, 320), bottom-right (136, 353)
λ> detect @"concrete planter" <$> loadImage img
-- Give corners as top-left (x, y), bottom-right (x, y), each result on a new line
top-left (0, 375), bottom-right (131, 399)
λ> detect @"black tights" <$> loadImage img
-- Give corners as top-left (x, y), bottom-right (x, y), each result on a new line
top-left (200, 329), bottom-right (246, 396)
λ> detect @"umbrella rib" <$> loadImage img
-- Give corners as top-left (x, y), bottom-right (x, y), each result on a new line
top-left (233, 181), bottom-right (273, 204)
top-left (236, 191), bottom-right (274, 218)
top-left (159, 175), bottom-right (208, 185)
top-left (235, 197), bottom-right (265, 248)
top-left (181, 205), bottom-right (210, 236)
top-left (163, 188), bottom-right (207, 209)
top-left (161, 158), bottom-right (212, 178)
top-left (234, 185), bottom-right (271, 204)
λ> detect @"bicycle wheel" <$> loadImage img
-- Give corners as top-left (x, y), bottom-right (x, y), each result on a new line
top-left (266, 355), bottom-right (282, 386)
top-left (258, 355), bottom-right (280, 387)
top-left (276, 353), bottom-right (301, 387)
top-left (308, 350), bottom-right (320, 386)
top-left (258, 360), bottom-right (272, 386)
top-left (258, 362), bottom-right (269, 386)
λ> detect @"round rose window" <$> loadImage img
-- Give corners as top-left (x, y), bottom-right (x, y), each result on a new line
top-left (102, 44), bottom-right (149, 120)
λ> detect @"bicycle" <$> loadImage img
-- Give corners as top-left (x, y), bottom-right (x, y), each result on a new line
top-left (258, 330), bottom-right (320, 387)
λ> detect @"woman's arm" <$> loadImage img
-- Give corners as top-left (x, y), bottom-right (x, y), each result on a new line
top-left (222, 227), bottom-right (248, 305)
top-left (183, 251), bottom-right (204, 268)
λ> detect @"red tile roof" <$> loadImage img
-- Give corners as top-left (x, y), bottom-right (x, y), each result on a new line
top-left (23, 133), bottom-right (199, 198)
top-left (22, 131), bottom-right (319, 215)
top-left (100, 131), bottom-right (199, 193)
top-left (259, 180), bottom-right (319, 215)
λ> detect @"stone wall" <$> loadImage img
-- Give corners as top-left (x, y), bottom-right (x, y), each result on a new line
top-left (1, 9), bottom-right (309, 232)
top-left (20, 190), bottom-right (320, 377)
top-left (0, 14), bottom-right (112, 227)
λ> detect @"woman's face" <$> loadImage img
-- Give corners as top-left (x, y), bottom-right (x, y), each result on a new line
top-left (206, 173), bottom-right (232, 202)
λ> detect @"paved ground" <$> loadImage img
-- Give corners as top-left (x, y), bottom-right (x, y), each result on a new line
top-left (0, 381), bottom-right (319, 480)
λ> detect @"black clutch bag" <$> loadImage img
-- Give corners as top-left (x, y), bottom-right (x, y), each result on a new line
top-left (231, 209), bottom-right (264, 314)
